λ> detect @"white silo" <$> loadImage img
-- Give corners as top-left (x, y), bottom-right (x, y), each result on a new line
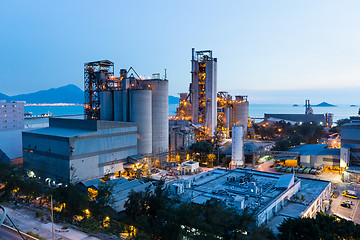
top-left (140, 79), bottom-right (169, 154)
top-left (231, 125), bottom-right (244, 168)
top-left (129, 89), bottom-right (152, 154)
top-left (100, 91), bottom-right (114, 121)
top-left (232, 96), bottom-right (249, 136)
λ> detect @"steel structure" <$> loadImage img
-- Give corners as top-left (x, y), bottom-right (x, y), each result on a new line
top-left (190, 48), bottom-right (217, 138)
top-left (84, 60), bottom-right (115, 120)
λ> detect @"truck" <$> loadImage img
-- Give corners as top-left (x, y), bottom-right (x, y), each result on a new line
top-left (342, 190), bottom-right (359, 199)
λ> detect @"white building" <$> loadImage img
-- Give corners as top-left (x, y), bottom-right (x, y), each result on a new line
top-left (171, 169), bottom-right (331, 231)
top-left (0, 101), bottom-right (24, 162)
top-left (0, 100), bottom-right (24, 131)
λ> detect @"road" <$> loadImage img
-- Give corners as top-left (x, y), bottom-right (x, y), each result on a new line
top-left (0, 225), bottom-right (27, 240)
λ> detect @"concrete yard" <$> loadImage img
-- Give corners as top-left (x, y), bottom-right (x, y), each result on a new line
top-left (2, 204), bottom-right (100, 240)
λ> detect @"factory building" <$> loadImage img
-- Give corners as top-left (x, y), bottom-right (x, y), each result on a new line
top-left (23, 118), bottom-right (138, 183)
top-left (170, 168), bottom-right (331, 231)
top-left (169, 120), bottom-right (195, 151)
top-left (84, 61), bottom-right (169, 155)
top-left (341, 123), bottom-right (360, 182)
top-left (341, 123), bottom-right (360, 166)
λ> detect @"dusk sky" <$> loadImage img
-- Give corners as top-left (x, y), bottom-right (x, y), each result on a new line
top-left (1, 0), bottom-right (360, 104)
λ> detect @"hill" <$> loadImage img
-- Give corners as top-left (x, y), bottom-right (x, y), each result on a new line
top-left (0, 85), bottom-right (180, 105)
top-left (313, 102), bottom-right (336, 107)
top-left (0, 84), bottom-right (84, 104)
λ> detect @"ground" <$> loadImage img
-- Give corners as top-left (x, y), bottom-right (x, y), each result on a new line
top-left (1, 203), bottom-right (100, 240)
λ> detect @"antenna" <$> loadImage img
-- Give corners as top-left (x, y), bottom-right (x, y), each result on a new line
top-left (164, 69), bottom-right (167, 80)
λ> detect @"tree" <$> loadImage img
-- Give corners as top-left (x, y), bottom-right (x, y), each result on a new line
top-left (52, 184), bottom-right (89, 220)
top-left (190, 141), bottom-right (213, 164)
top-left (277, 212), bottom-right (360, 240)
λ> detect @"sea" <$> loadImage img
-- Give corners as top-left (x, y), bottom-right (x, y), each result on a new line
top-left (24, 104), bottom-right (359, 123)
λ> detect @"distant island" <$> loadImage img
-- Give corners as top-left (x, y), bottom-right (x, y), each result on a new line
top-left (292, 104), bottom-right (299, 107)
top-left (312, 102), bottom-right (336, 107)
top-left (350, 105), bottom-right (357, 107)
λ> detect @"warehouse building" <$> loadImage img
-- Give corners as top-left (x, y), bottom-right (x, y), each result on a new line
top-left (23, 118), bottom-right (138, 183)
top-left (290, 144), bottom-right (341, 168)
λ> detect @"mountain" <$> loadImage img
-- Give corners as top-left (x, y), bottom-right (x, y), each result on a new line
top-left (0, 93), bottom-right (10, 102)
top-left (0, 85), bottom-right (180, 105)
top-left (1, 84), bottom-right (84, 104)
top-left (312, 102), bottom-right (336, 107)
top-left (169, 95), bottom-right (180, 104)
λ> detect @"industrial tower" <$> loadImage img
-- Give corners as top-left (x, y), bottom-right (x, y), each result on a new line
top-left (190, 48), bottom-right (217, 138)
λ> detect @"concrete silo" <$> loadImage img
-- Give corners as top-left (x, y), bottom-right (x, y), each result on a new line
top-left (140, 78), bottom-right (169, 154)
top-left (100, 91), bottom-right (114, 121)
top-left (232, 96), bottom-right (249, 137)
top-left (231, 125), bottom-right (244, 168)
top-left (113, 90), bottom-right (123, 121)
top-left (129, 89), bottom-right (152, 155)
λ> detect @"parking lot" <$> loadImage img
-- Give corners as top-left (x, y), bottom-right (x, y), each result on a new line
top-left (331, 184), bottom-right (360, 224)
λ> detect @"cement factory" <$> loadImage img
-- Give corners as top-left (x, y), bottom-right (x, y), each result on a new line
top-left (20, 48), bottom-right (251, 183)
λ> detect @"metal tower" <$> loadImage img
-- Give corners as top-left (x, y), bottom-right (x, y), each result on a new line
top-left (84, 60), bottom-right (115, 120)
top-left (190, 48), bottom-right (217, 138)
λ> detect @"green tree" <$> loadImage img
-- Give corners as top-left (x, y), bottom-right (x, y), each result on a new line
top-left (190, 141), bottom-right (213, 163)
top-left (277, 212), bottom-right (360, 240)
top-left (52, 184), bottom-right (89, 220)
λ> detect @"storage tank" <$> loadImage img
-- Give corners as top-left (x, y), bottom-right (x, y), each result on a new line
top-left (100, 91), bottom-right (114, 121)
top-left (231, 125), bottom-right (244, 168)
top-left (223, 108), bottom-right (230, 129)
top-left (113, 90), bottom-right (123, 121)
top-left (233, 96), bottom-right (249, 136)
top-left (129, 89), bottom-right (152, 154)
top-left (140, 79), bottom-right (169, 154)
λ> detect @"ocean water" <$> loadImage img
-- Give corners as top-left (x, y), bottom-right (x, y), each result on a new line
top-left (25, 104), bottom-right (359, 122)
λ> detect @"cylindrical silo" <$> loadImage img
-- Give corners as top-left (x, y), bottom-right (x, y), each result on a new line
top-left (232, 125), bottom-right (244, 168)
top-left (233, 97), bottom-right (249, 136)
top-left (129, 89), bottom-right (152, 155)
top-left (140, 79), bottom-right (169, 154)
top-left (100, 91), bottom-right (114, 121)
top-left (223, 108), bottom-right (230, 129)
top-left (113, 90), bottom-right (123, 121)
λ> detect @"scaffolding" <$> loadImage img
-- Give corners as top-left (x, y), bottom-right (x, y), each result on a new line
top-left (84, 60), bottom-right (115, 120)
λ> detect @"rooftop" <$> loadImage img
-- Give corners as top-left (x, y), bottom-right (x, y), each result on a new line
top-left (290, 144), bottom-right (339, 156)
top-left (173, 169), bottom-right (330, 216)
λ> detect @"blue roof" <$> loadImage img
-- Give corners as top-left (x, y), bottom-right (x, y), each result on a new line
top-left (290, 144), bottom-right (339, 156)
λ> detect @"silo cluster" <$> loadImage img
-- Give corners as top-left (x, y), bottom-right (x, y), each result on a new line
top-left (84, 61), bottom-right (168, 156)
top-left (103, 75), bottom-right (168, 155)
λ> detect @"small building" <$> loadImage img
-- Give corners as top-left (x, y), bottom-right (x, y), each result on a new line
top-left (180, 160), bottom-right (200, 173)
top-left (0, 100), bottom-right (24, 131)
top-left (170, 169), bottom-right (331, 231)
top-left (0, 101), bottom-right (25, 163)
top-left (290, 144), bottom-right (340, 169)
top-left (79, 177), bottom-right (153, 212)
top-left (23, 118), bottom-right (138, 183)
top-left (169, 120), bottom-right (195, 151)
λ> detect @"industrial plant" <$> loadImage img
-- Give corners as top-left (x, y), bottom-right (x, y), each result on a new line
top-left (176, 49), bottom-right (249, 142)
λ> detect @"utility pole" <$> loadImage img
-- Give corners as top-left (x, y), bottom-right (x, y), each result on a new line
top-left (51, 195), bottom-right (54, 240)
